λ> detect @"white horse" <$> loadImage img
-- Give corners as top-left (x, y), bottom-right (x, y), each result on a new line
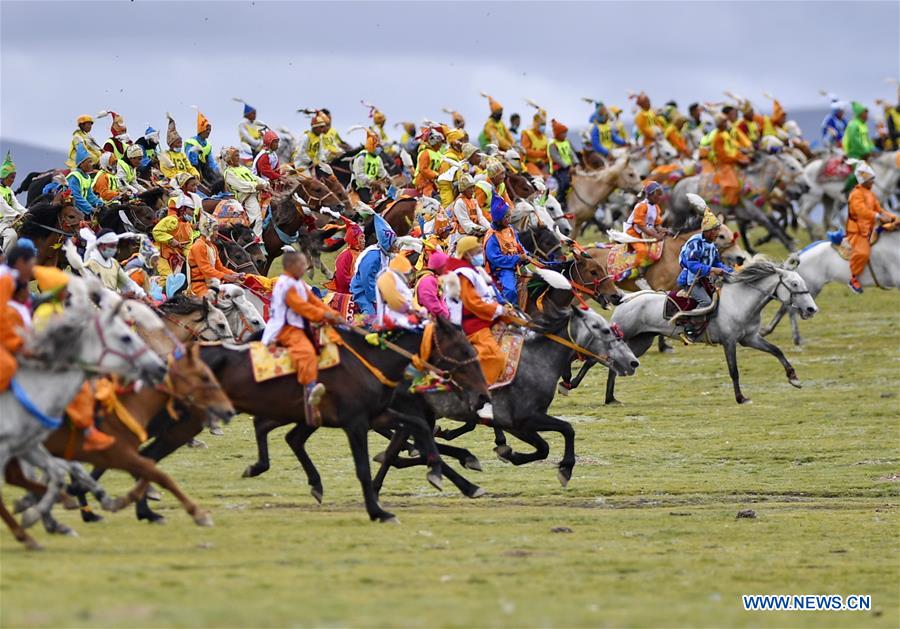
top-left (608, 258), bottom-right (818, 405)
top-left (0, 302), bottom-right (166, 548)
top-left (209, 282), bottom-right (265, 342)
top-left (762, 229), bottom-right (900, 345)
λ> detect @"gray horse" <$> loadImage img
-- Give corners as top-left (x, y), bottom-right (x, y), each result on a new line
top-left (0, 303), bottom-right (166, 548)
top-left (608, 258), bottom-right (818, 405)
top-left (380, 304), bottom-right (640, 489)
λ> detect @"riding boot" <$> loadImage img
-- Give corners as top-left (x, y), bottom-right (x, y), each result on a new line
top-left (304, 382), bottom-right (326, 427)
top-left (81, 426), bottom-right (116, 452)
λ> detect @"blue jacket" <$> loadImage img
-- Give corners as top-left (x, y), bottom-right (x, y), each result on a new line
top-left (350, 246), bottom-right (387, 315)
top-left (66, 170), bottom-right (103, 214)
top-left (821, 113), bottom-right (847, 147)
top-left (677, 233), bottom-right (733, 287)
top-left (186, 135), bottom-right (220, 173)
top-left (590, 122), bottom-right (626, 156)
top-left (484, 227), bottom-right (523, 271)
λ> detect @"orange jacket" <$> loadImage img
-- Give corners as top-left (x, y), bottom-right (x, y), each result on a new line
top-left (92, 171), bottom-right (120, 201)
top-left (712, 131), bottom-right (748, 166)
top-left (285, 283), bottom-right (336, 323)
top-left (847, 185), bottom-right (894, 238)
top-left (415, 150), bottom-right (439, 188)
top-left (635, 109), bottom-right (660, 145)
top-left (188, 236), bottom-right (236, 295)
top-left (665, 126), bottom-right (690, 157)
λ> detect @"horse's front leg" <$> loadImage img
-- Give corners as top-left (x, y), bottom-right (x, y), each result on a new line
top-left (344, 420), bottom-right (395, 523)
top-left (760, 303), bottom-right (787, 337)
top-left (722, 340), bottom-right (749, 404)
top-left (739, 333), bottom-right (801, 388)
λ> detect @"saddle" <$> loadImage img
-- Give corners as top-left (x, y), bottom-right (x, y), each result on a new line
top-left (664, 283), bottom-right (720, 342)
top-left (489, 323), bottom-right (526, 390)
top-left (819, 157), bottom-right (852, 182)
top-left (248, 328), bottom-right (340, 383)
top-left (211, 199), bottom-right (249, 227)
top-left (605, 240), bottom-right (665, 278)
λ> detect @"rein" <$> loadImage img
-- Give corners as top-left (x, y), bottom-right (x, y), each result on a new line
top-left (508, 315), bottom-right (611, 366)
top-left (158, 309), bottom-right (227, 342)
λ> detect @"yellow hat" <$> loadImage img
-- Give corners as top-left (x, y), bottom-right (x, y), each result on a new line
top-left (34, 266), bottom-right (69, 293)
top-left (446, 129), bottom-right (465, 144)
top-left (455, 235), bottom-right (481, 257)
top-left (701, 210), bottom-right (721, 232)
top-left (481, 93), bottom-right (503, 113)
top-left (389, 253), bottom-right (413, 274)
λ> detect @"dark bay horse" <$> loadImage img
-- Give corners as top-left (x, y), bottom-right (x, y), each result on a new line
top-left (362, 197), bottom-right (418, 245)
top-left (203, 317), bottom-right (489, 522)
top-left (18, 201), bottom-right (84, 267)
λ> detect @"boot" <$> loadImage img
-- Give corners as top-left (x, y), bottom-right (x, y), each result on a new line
top-left (304, 382), bottom-right (326, 427)
top-left (848, 276), bottom-right (863, 294)
top-left (81, 426), bottom-right (116, 452)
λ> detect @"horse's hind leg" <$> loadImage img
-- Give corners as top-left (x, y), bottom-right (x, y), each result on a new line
top-left (519, 412), bottom-right (578, 486)
top-left (436, 443), bottom-right (482, 471)
top-left (18, 446), bottom-right (66, 529)
top-left (761, 303), bottom-right (787, 337)
top-left (344, 419), bottom-right (395, 523)
top-left (739, 333), bottom-right (801, 388)
top-left (0, 490), bottom-right (41, 550)
top-left (657, 335), bottom-right (674, 353)
top-left (242, 415), bottom-right (284, 478)
top-left (119, 451), bottom-right (212, 526)
top-left (737, 219), bottom-right (757, 256)
top-left (284, 423), bottom-right (322, 503)
top-left (372, 428), bottom-right (409, 497)
top-left (789, 311), bottom-right (803, 346)
top-left (722, 340), bottom-right (749, 404)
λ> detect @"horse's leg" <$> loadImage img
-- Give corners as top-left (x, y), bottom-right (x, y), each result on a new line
top-left (372, 427), bottom-right (409, 497)
top-left (433, 421), bottom-right (476, 441)
top-left (743, 202), bottom-right (794, 252)
top-left (115, 450), bottom-right (212, 526)
top-left (343, 420), bottom-right (395, 523)
top-left (65, 461), bottom-right (127, 513)
top-left (737, 218), bottom-right (757, 256)
top-left (789, 311), bottom-right (803, 346)
top-left (133, 419), bottom-right (204, 523)
top-left (657, 335), bottom-right (674, 353)
top-left (528, 412), bottom-right (578, 486)
top-left (760, 303), bottom-right (787, 337)
top-left (563, 359), bottom-right (596, 393)
top-left (499, 427), bottom-right (550, 467)
top-left (722, 340), bottom-right (749, 404)
top-left (0, 490), bottom-right (41, 550)
top-left (4, 461), bottom-right (75, 535)
top-left (242, 415), bottom-right (283, 478)
top-left (607, 333), bottom-right (656, 405)
top-left (17, 446), bottom-right (67, 529)
top-left (436, 443), bottom-right (482, 471)
top-left (739, 333), bottom-right (801, 388)
top-left (388, 410), bottom-right (443, 491)
top-left (283, 423), bottom-right (323, 503)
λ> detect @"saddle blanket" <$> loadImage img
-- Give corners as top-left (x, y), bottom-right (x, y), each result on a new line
top-left (212, 199), bottom-right (249, 227)
top-left (664, 290), bottom-right (697, 319)
top-left (606, 240), bottom-right (665, 278)
top-left (489, 324), bottom-right (526, 390)
top-left (820, 157), bottom-right (853, 181)
top-left (248, 330), bottom-right (341, 383)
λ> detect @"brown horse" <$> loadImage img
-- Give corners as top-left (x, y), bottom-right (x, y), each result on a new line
top-left (202, 317), bottom-right (489, 523)
top-left (17, 201), bottom-right (84, 267)
top-left (6, 343), bottom-right (235, 532)
top-left (363, 196), bottom-right (418, 245)
top-left (567, 157), bottom-right (643, 236)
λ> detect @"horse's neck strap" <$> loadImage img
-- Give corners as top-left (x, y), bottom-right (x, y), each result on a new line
top-left (543, 331), bottom-right (609, 365)
top-left (333, 333), bottom-right (401, 388)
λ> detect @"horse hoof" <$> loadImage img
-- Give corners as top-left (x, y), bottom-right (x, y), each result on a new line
top-left (557, 467), bottom-right (573, 488)
top-left (21, 507), bottom-right (40, 529)
top-left (242, 463), bottom-right (268, 478)
top-left (148, 516), bottom-right (167, 525)
top-left (467, 486), bottom-right (487, 499)
top-left (463, 456), bottom-right (483, 472)
top-left (194, 512), bottom-right (214, 527)
top-left (427, 472), bottom-right (444, 492)
top-left (659, 345), bottom-right (675, 354)
top-left (788, 378), bottom-right (802, 389)
top-left (101, 496), bottom-right (129, 513)
top-left (372, 450), bottom-right (386, 464)
top-left (737, 397), bottom-right (753, 405)
top-left (556, 383), bottom-right (570, 396)
top-left (605, 398), bottom-right (622, 406)
top-left (494, 445), bottom-right (513, 462)
top-left (23, 537), bottom-right (44, 551)
top-left (407, 448), bottom-right (420, 458)
top-left (146, 487), bottom-right (162, 501)
top-left (379, 514), bottom-right (400, 525)
top-left (80, 509), bottom-right (103, 523)
top-left (310, 485), bottom-right (324, 504)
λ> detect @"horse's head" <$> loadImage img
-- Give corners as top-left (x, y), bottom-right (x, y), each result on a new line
top-left (521, 225), bottom-right (562, 261)
top-left (75, 304), bottom-right (168, 384)
top-left (615, 159), bottom-right (643, 193)
top-left (166, 342), bottom-right (236, 427)
top-left (60, 203), bottom-right (84, 230)
top-left (430, 316), bottom-right (490, 413)
top-left (652, 138), bottom-right (678, 162)
top-left (570, 253), bottom-right (622, 307)
top-left (298, 176), bottom-right (347, 215)
top-left (715, 220), bottom-right (748, 268)
top-left (215, 285), bottom-right (264, 342)
top-left (507, 172), bottom-right (536, 201)
top-left (569, 306), bottom-right (639, 376)
top-left (775, 267), bottom-right (818, 319)
top-left (201, 295), bottom-right (235, 341)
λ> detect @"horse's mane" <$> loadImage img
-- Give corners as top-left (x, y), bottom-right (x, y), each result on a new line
top-left (19, 202), bottom-right (64, 238)
top-left (138, 187), bottom-right (166, 208)
top-left (529, 301), bottom-right (571, 334)
top-left (22, 307), bottom-right (90, 367)
top-left (158, 294), bottom-right (207, 317)
top-left (724, 256), bottom-right (779, 284)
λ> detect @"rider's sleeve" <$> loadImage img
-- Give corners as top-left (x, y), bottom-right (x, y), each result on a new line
top-left (484, 234), bottom-right (521, 270)
top-left (376, 272), bottom-right (409, 313)
top-left (681, 239), bottom-right (710, 277)
top-left (590, 125), bottom-right (609, 156)
top-left (286, 284), bottom-right (336, 322)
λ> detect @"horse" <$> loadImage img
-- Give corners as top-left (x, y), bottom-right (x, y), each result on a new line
top-left (17, 201), bottom-right (84, 267)
top-left (9, 342), bottom-right (236, 532)
top-left (0, 302), bottom-right (167, 549)
top-left (375, 303), bottom-right (640, 491)
top-left (795, 157), bottom-right (851, 240)
top-left (567, 156), bottom-right (643, 236)
top-left (606, 258), bottom-right (818, 405)
top-left (362, 196), bottom-right (419, 243)
top-left (155, 294), bottom-right (234, 342)
top-left (206, 316), bottom-right (490, 522)
top-left (626, 139), bottom-right (680, 178)
top-left (208, 283), bottom-right (265, 343)
top-left (16, 169), bottom-right (63, 207)
top-left (218, 223), bottom-right (267, 274)
top-left (762, 229), bottom-right (900, 345)
top-left (669, 153), bottom-right (804, 254)
top-left (507, 172), bottom-right (573, 237)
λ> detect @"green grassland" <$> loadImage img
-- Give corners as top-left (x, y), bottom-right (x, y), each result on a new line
top-left (1, 235), bottom-right (898, 628)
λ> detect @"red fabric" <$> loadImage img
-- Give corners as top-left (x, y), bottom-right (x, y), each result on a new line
top-left (257, 153), bottom-right (281, 182)
top-left (330, 248), bottom-right (358, 294)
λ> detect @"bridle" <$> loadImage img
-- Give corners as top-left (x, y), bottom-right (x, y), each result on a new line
top-left (87, 313), bottom-right (150, 374)
top-left (429, 332), bottom-right (480, 390)
top-left (215, 233), bottom-right (260, 274)
top-left (216, 299), bottom-right (258, 342)
top-left (159, 308), bottom-right (230, 342)
top-left (742, 271), bottom-right (810, 310)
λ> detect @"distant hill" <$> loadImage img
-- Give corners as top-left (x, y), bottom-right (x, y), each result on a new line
top-left (0, 139), bottom-right (68, 203)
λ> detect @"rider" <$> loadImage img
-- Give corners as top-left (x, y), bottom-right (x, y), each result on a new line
top-left (124, 238), bottom-right (165, 301)
top-left (846, 162), bottom-right (897, 294)
top-left (81, 228), bottom-right (146, 296)
top-left (842, 102), bottom-right (876, 192)
top-left (159, 114), bottom-right (202, 183)
top-left (237, 101), bottom-right (264, 156)
top-left (677, 209), bottom-right (733, 340)
top-left (351, 130), bottom-right (389, 204)
top-left (710, 113), bottom-right (749, 207)
top-left (414, 250), bottom-right (452, 319)
top-left (437, 129), bottom-right (467, 207)
top-left (621, 182), bottom-right (669, 288)
top-left (100, 111), bottom-right (130, 162)
top-left (820, 98), bottom-right (847, 150)
top-left (299, 110), bottom-right (351, 176)
top-left (350, 214), bottom-right (397, 316)
top-left (547, 119), bottom-right (576, 209)
top-left (376, 254), bottom-right (424, 329)
top-left (261, 248), bottom-right (342, 422)
top-left (451, 174), bottom-right (490, 249)
top-left (484, 195), bottom-right (526, 305)
top-left (31, 265), bottom-right (115, 450)
top-left (67, 143), bottom-right (104, 216)
top-left (521, 107), bottom-right (548, 176)
top-left (135, 126), bottom-right (161, 176)
top-left (633, 92), bottom-right (662, 148)
top-left (0, 244), bottom-right (35, 391)
top-left (117, 144), bottom-right (146, 195)
top-left (223, 146), bottom-right (267, 237)
top-left (447, 235), bottom-right (510, 417)
top-left (480, 94), bottom-right (514, 151)
top-left (589, 103), bottom-right (628, 160)
top-left (153, 173), bottom-right (201, 280)
top-left (188, 213), bottom-right (244, 296)
top-left (92, 152), bottom-right (124, 203)
top-left (185, 110), bottom-right (220, 182)
top-left (414, 128), bottom-right (445, 198)
top-left (0, 152), bottom-right (27, 254)
top-left (252, 129), bottom-right (284, 188)
top-left (67, 114), bottom-right (102, 168)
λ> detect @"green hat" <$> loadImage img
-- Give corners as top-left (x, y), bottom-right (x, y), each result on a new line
top-left (0, 151), bottom-right (15, 178)
top-left (851, 101), bottom-right (867, 117)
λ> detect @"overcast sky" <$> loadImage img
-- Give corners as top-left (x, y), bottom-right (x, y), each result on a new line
top-left (1, 0), bottom-right (898, 151)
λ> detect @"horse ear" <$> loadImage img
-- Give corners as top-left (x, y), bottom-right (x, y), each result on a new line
top-left (717, 213), bottom-right (726, 225)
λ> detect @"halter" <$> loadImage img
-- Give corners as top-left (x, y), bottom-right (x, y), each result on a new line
top-left (215, 233), bottom-right (259, 274)
top-left (216, 299), bottom-right (257, 342)
top-left (263, 211), bottom-right (300, 244)
top-left (158, 354), bottom-right (224, 418)
top-left (567, 258), bottom-right (613, 302)
top-left (741, 271), bottom-right (810, 310)
top-left (82, 314), bottom-right (150, 374)
top-left (159, 308), bottom-right (230, 342)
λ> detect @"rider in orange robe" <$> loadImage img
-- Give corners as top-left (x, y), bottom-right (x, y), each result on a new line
top-left (711, 114), bottom-right (749, 207)
top-left (846, 163), bottom-right (897, 293)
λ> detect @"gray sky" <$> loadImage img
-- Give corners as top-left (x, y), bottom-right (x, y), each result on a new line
top-left (2, 0), bottom-right (898, 151)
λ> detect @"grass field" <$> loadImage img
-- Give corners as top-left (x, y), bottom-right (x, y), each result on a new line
top-left (1, 236), bottom-right (898, 628)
